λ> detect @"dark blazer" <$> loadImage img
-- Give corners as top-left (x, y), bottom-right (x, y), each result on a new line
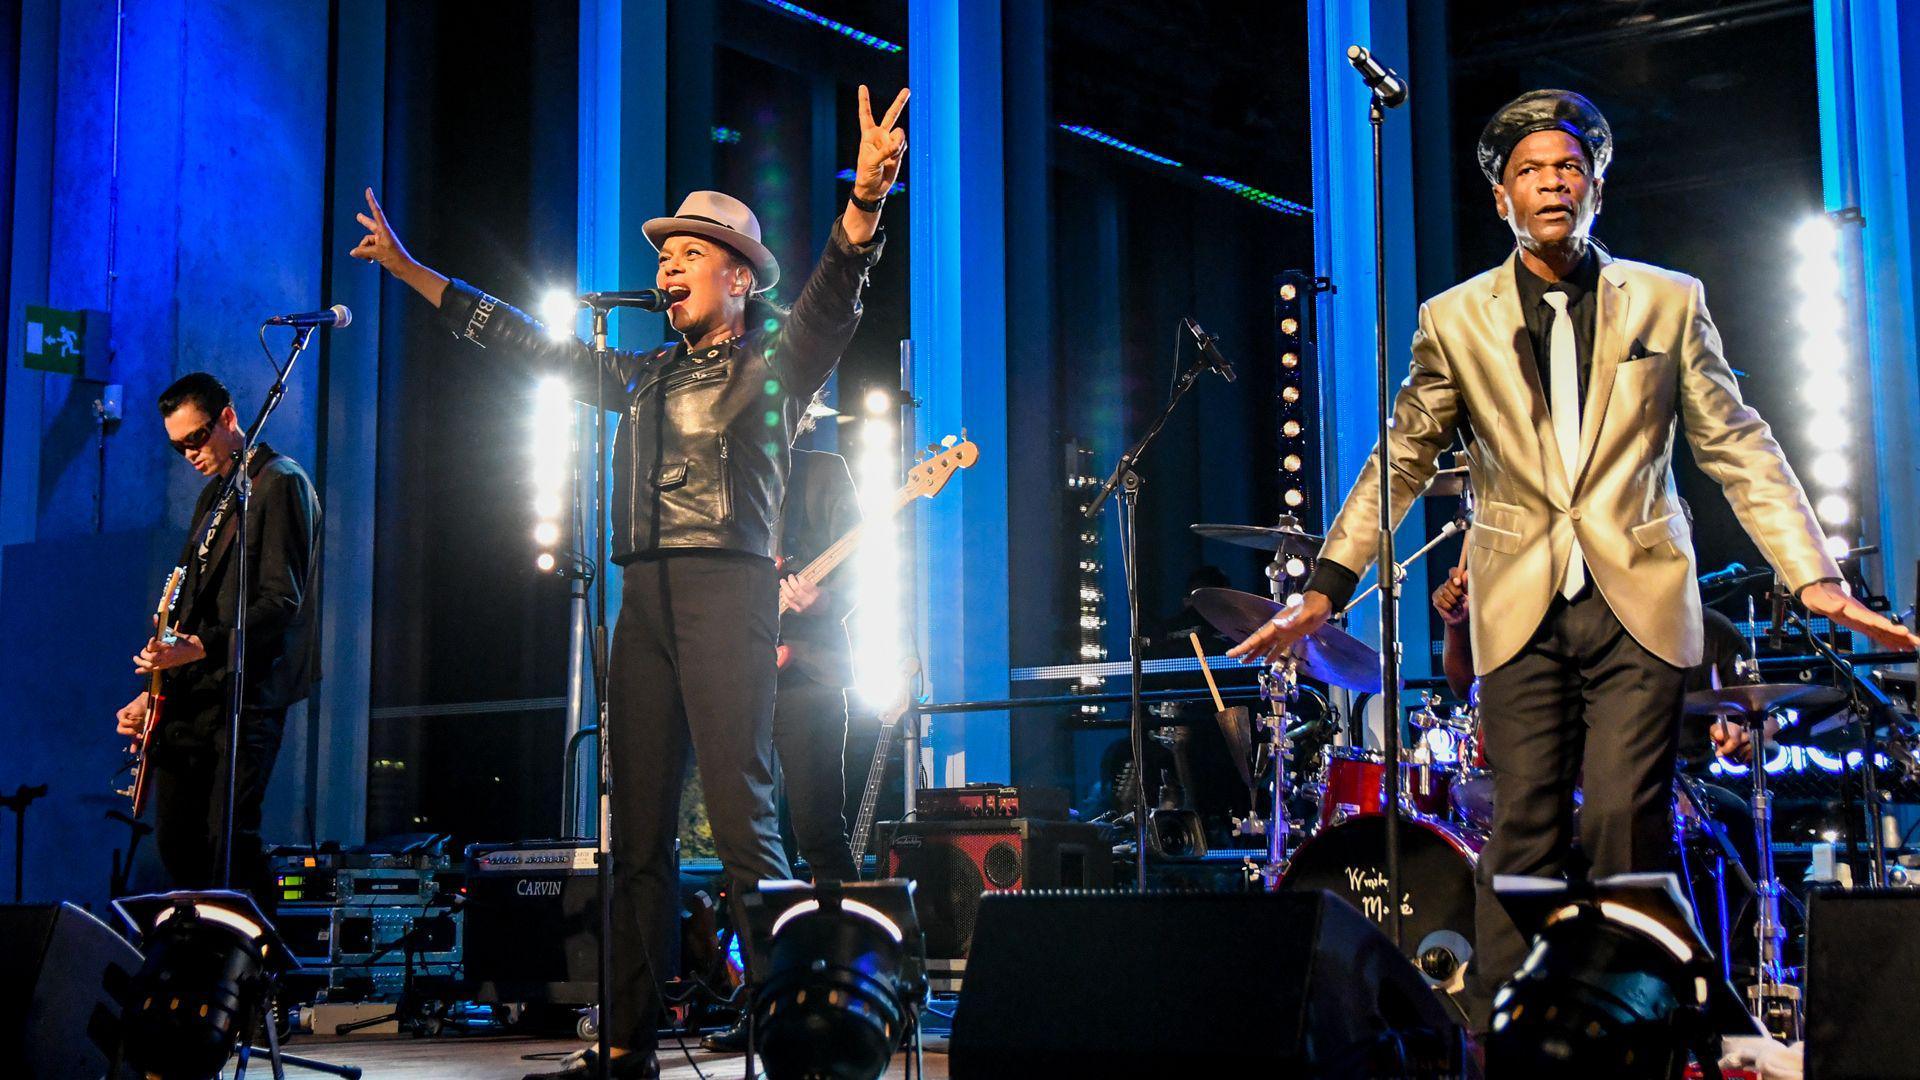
top-left (170, 445), bottom-right (322, 718)
top-left (777, 449), bottom-right (860, 689)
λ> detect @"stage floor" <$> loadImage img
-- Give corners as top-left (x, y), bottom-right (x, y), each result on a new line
top-left (263, 1033), bottom-right (952, 1079)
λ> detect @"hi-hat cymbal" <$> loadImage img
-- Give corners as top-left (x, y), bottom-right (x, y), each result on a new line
top-left (1190, 523), bottom-right (1324, 557)
top-left (1188, 587), bottom-right (1382, 692)
top-left (1683, 683), bottom-right (1847, 718)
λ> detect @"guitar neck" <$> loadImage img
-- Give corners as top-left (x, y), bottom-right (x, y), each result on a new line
top-left (779, 484), bottom-right (919, 615)
top-left (848, 721), bottom-right (900, 866)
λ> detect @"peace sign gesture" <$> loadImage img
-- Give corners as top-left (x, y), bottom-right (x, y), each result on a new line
top-left (350, 188), bottom-right (414, 273)
top-left (851, 85), bottom-right (909, 205)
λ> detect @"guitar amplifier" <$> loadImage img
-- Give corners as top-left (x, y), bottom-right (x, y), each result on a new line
top-left (463, 840), bottom-right (600, 1005)
top-left (875, 819), bottom-right (1112, 992)
top-left (916, 784), bottom-right (1069, 822)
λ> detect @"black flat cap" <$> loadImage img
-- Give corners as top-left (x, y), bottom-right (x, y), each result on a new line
top-left (1476, 89), bottom-right (1613, 185)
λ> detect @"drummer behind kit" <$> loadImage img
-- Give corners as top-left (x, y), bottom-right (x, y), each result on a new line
top-left (1182, 500), bottom-right (1920, 1037)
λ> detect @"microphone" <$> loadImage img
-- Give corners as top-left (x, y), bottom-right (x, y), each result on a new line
top-left (264, 304), bottom-right (352, 328)
top-left (1182, 318), bottom-right (1238, 383)
top-left (579, 288), bottom-right (684, 312)
top-left (1697, 561), bottom-right (1749, 587)
top-left (1346, 45), bottom-right (1408, 108)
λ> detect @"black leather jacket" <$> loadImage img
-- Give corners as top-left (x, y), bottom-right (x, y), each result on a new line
top-left (436, 221), bottom-right (883, 563)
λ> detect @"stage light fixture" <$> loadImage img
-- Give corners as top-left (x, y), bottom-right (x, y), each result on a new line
top-left (743, 880), bottom-right (927, 1080)
top-left (853, 416), bottom-right (904, 707)
top-left (1824, 533), bottom-right (1850, 559)
top-left (1810, 452), bottom-right (1851, 488)
top-left (114, 891), bottom-right (297, 1080)
top-left (528, 376), bottom-right (576, 572)
top-left (1816, 493), bottom-right (1852, 526)
top-left (1281, 317), bottom-right (1299, 336)
top-left (1485, 875), bottom-right (1753, 1079)
top-left (1282, 420), bottom-right (1302, 438)
top-left (539, 289), bottom-right (578, 342)
top-left (1791, 211), bottom-right (1860, 560)
top-left (1284, 489), bottom-right (1304, 507)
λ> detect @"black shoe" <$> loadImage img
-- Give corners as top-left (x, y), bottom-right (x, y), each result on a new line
top-left (699, 1017), bottom-right (749, 1054)
top-left (523, 1046), bottom-right (660, 1080)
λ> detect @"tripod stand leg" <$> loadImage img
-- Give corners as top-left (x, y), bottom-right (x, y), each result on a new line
top-left (250, 986), bottom-right (365, 1079)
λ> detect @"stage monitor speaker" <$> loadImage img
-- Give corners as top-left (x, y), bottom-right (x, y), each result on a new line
top-left (0, 902), bottom-right (144, 1079)
top-left (949, 890), bottom-right (1462, 1078)
top-left (875, 819), bottom-right (1111, 962)
top-left (1806, 888), bottom-right (1920, 1080)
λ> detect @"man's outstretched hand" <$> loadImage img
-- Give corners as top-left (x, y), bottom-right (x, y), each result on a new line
top-left (1800, 580), bottom-right (1920, 653)
top-left (1226, 591), bottom-right (1334, 665)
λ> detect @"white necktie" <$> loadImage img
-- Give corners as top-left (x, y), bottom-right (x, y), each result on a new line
top-left (1544, 290), bottom-right (1585, 600)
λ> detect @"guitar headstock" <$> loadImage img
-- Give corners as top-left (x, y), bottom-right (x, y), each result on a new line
top-left (904, 436), bottom-right (979, 500)
top-left (153, 566), bottom-right (186, 639)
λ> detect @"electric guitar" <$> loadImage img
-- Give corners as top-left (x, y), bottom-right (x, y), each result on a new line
top-left (849, 658), bottom-right (922, 872)
top-left (120, 565), bottom-right (186, 816)
top-left (774, 435), bottom-right (979, 669)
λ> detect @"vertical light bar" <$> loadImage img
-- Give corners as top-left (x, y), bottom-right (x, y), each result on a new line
top-left (530, 376), bottom-right (576, 572)
top-left (854, 402), bottom-right (903, 706)
top-left (1794, 215), bottom-right (1855, 539)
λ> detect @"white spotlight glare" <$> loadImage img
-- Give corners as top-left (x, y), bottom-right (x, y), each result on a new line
top-left (1823, 534), bottom-right (1850, 560)
top-left (1794, 215), bottom-right (1837, 258)
top-left (864, 388), bottom-right (894, 416)
top-left (534, 492), bottom-right (563, 520)
top-left (1815, 494), bottom-right (1853, 526)
top-left (533, 520), bottom-right (561, 547)
top-left (535, 552), bottom-right (557, 572)
top-left (1810, 452), bottom-right (1852, 488)
top-left (539, 290), bottom-right (578, 341)
top-left (1796, 297), bottom-right (1844, 336)
top-left (1792, 259), bottom-right (1842, 298)
top-left (1798, 338), bottom-right (1847, 371)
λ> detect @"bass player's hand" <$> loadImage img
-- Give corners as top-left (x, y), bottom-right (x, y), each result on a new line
top-left (117, 694), bottom-right (149, 739)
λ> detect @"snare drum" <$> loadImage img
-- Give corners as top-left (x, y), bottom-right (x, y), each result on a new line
top-left (1316, 748), bottom-right (1455, 829)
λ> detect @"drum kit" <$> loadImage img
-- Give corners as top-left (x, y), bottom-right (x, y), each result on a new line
top-left (1184, 496), bottom-right (1912, 1034)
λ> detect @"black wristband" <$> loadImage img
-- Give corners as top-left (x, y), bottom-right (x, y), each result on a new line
top-left (849, 191), bottom-right (886, 214)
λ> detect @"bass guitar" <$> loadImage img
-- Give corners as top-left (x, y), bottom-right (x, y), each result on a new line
top-left (849, 658), bottom-right (921, 873)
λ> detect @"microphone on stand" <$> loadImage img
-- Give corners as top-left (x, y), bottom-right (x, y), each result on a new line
top-left (1182, 318), bottom-right (1237, 383)
top-left (264, 305), bottom-right (352, 328)
top-left (1346, 45), bottom-right (1408, 108)
top-left (579, 288), bottom-right (685, 312)
top-left (1697, 561), bottom-right (1749, 587)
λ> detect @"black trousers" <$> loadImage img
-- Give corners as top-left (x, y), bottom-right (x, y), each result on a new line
top-left (1464, 588), bottom-right (1684, 1026)
top-left (607, 552), bottom-right (791, 1053)
top-left (772, 673), bottom-right (857, 884)
top-left (150, 705), bottom-right (287, 911)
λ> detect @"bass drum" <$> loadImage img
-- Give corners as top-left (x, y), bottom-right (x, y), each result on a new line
top-left (1280, 815), bottom-right (1483, 987)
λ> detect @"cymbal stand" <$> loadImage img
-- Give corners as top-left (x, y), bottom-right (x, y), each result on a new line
top-left (1740, 706), bottom-right (1800, 1040)
top-left (1254, 656), bottom-right (1300, 888)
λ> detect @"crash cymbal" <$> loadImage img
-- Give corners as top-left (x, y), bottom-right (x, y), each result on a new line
top-left (1190, 523), bottom-right (1324, 557)
top-left (1423, 466), bottom-right (1471, 499)
top-left (1187, 587), bottom-right (1383, 693)
top-left (1683, 683), bottom-right (1847, 718)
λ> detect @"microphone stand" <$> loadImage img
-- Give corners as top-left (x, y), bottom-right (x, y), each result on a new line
top-left (583, 299), bottom-right (616, 1076)
top-left (203, 323), bottom-right (316, 890)
top-left (1361, 63), bottom-right (1407, 951)
top-left (1086, 330), bottom-right (1224, 890)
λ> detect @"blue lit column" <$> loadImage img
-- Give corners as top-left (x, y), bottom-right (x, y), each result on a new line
top-left (907, 0), bottom-right (1011, 784)
top-left (1813, 0), bottom-right (1920, 607)
top-left (1307, 1), bottom-right (1431, 693)
top-left (570, 0), bottom-right (668, 832)
top-left (312, 0), bottom-right (388, 845)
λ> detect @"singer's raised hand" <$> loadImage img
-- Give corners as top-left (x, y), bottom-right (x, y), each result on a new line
top-left (351, 187), bottom-right (450, 306)
top-left (843, 85), bottom-right (907, 245)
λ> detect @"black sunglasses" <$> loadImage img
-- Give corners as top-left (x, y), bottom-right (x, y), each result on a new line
top-left (170, 420), bottom-right (216, 455)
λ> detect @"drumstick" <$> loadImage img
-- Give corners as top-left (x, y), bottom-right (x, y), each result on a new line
top-left (1190, 632), bottom-right (1228, 713)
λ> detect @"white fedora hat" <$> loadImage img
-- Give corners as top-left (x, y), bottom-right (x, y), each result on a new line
top-left (643, 190), bottom-right (781, 293)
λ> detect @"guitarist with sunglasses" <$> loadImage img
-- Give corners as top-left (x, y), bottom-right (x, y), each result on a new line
top-left (113, 372), bottom-right (321, 912)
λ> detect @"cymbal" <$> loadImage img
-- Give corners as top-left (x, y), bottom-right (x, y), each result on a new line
top-left (1773, 707), bottom-right (1920, 750)
top-left (1187, 587), bottom-right (1383, 692)
top-left (1190, 523), bottom-right (1324, 557)
top-left (1683, 683), bottom-right (1847, 718)
top-left (1424, 466), bottom-right (1471, 499)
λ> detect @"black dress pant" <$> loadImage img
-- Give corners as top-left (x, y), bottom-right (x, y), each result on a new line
top-left (1463, 587), bottom-right (1684, 1026)
top-left (606, 551), bottom-right (791, 1053)
top-left (150, 704), bottom-right (287, 912)
top-left (772, 672), bottom-right (858, 884)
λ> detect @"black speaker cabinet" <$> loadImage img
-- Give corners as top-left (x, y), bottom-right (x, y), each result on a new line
top-left (949, 890), bottom-right (1463, 1078)
top-left (1807, 888), bottom-right (1920, 1079)
top-left (463, 842), bottom-right (600, 1004)
top-left (874, 818), bottom-right (1111, 962)
top-left (0, 902), bottom-right (144, 1079)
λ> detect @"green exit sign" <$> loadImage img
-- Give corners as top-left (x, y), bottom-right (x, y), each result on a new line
top-left (24, 305), bottom-right (94, 375)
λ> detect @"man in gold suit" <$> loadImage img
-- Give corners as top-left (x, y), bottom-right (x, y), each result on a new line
top-left (1231, 89), bottom-right (1918, 1027)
